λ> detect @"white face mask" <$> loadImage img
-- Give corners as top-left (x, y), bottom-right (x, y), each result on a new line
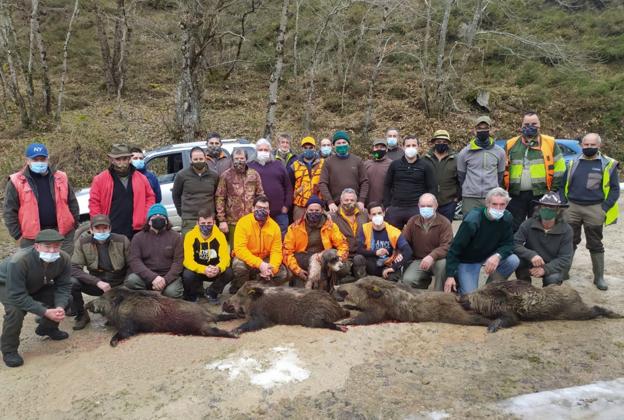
top-left (39, 251), bottom-right (61, 263)
top-left (404, 147), bottom-right (418, 159)
top-left (372, 215), bottom-right (384, 226)
top-left (256, 151), bottom-right (270, 163)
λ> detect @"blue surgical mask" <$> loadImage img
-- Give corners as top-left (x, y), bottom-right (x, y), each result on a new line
top-left (387, 138), bottom-right (398, 148)
top-left (39, 251), bottom-right (60, 263)
top-left (302, 149), bottom-right (316, 160)
top-left (488, 208), bottom-right (505, 220)
top-left (131, 159), bottom-right (145, 170)
top-left (320, 146), bottom-right (332, 157)
top-left (93, 232), bottom-right (111, 241)
top-left (29, 162), bottom-right (48, 174)
top-left (419, 207), bottom-right (435, 219)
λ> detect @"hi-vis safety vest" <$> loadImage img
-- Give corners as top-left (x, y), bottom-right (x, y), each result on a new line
top-left (292, 159), bottom-right (324, 207)
top-left (564, 155), bottom-right (619, 226)
top-left (504, 135), bottom-right (558, 190)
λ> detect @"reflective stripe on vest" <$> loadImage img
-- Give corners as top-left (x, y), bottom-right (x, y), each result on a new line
top-left (504, 135), bottom-right (556, 190)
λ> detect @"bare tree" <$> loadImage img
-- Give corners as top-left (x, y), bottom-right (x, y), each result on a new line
top-left (56, 0), bottom-right (80, 125)
top-left (94, 0), bottom-right (130, 96)
top-left (263, 0), bottom-right (289, 141)
top-left (224, 0), bottom-right (261, 80)
top-left (30, 0), bottom-right (52, 115)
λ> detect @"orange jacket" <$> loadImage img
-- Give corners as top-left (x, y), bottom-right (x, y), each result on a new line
top-left (9, 169), bottom-right (75, 239)
top-left (283, 216), bottom-right (349, 275)
top-left (233, 213), bottom-right (283, 274)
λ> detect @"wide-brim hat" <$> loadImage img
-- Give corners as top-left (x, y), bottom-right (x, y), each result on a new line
top-left (533, 192), bottom-right (569, 208)
top-left (431, 130), bottom-right (450, 142)
top-left (107, 143), bottom-right (133, 158)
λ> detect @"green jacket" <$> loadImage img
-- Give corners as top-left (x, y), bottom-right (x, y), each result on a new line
top-left (424, 149), bottom-right (460, 206)
top-left (172, 166), bottom-right (219, 220)
top-left (71, 233), bottom-right (131, 286)
top-left (0, 247), bottom-right (72, 317)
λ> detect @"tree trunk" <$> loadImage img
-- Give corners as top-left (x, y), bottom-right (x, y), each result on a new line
top-left (94, 0), bottom-right (129, 96)
top-left (56, 0), bottom-right (80, 125)
top-left (263, 0), bottom-right (289, 141)
top-left (224, 0), bottom-right (261, 80)
top-left (31, 0), bottom-right (52, 115)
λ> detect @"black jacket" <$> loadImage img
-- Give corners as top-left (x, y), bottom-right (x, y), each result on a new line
top-left (383, 156), bottom-right (436, 208)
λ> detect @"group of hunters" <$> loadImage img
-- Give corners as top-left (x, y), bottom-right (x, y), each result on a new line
top-left (0, 111), bottom-right (620, 367)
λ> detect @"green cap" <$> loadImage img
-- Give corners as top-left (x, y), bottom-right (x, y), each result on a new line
top-left (35, 229), bottom-right (65, 243)
top-left (90, 214), bottom-right (111, 227)
top-left (332, 130), bottom-right (350, 144)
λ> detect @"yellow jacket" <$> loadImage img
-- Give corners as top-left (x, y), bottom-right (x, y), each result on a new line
top-left (283, 216), bottom-right (349, 275)
top-left (233, 213), bottom-right (283, 274)
top-left (183, 224), bottom-right (230, 274)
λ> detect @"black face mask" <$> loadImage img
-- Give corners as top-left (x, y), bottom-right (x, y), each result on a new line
top-left (371, 150), bottom-right (387, 160)
top-left (306, 212), bottom-right (323, 225)
top-left (192, 162), bottom-right (206, 171)
top-left (582, 147), bottom-right (598, 157)
top-left (434, 143), bottom-right (449, 154)
top-left (151, 217), bottom-right (167, 231)
top-left (475, 131), bottom-right (490, 145)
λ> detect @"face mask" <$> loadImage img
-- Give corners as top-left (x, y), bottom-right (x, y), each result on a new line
top-left (335, 145), bottom-right (349, 157)
top-left (199, 224), bottom-right (213, 236)
top-left (206, 146), bottom-right (221, 158)
top-left (302, 149), bottom-right (316, 160)
top-left (488, 208), bottom-right (505, 220)
top-left (371, 150), bottom-right (387, 160)
top-left (29, 162), bottom-right (49, 174)
top-left (131, 159), bottom-right (145, 170)
top-left (341, 203), bottom-right (356, 214)
top-left (539, 208), bottom-right (557, 221)
top-left (582, 147), bottom-right (598, 157)
top-left (420, 207), bottom-right (435, 219)
top-left (387, 138), bottom-right (398, 148)
top-left (404, 147), bottom-right (418, 159)
top-left (253, 209), bottom-right (269, 222)
top-left (475, 131), bottom-right (490, 144)
top-left (306, 212), bottom-right (323, 225)
top-left (372, 214), bottom-right (384, 226)
top-left (192, 162), bottom-right (206, 171)
top-left (39, 251), bottom-right (60, 263)
top-left (233, 161), bottom-right (246, 172)
top-left (93, 231), bottom-right (111, 241)
top-left (434, 143), bottom-right (449, 154)
top-left (320, 146), bottom-right (332, 157)
top-left (150, 217), bottom-right (167, 231)
top-left (522, 126), bottom-right (539, 139)
top-left (256, 151), bottom-right (271, 163)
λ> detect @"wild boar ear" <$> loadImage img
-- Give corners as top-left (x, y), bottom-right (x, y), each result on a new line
top-left (247, 287), bottom-right (264, 299)
top-left (365, 285), bottom-right (383, 299)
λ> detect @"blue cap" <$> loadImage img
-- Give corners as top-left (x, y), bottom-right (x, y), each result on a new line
top-left (146, 203), bottom-right (168, 220)
top-left (306, 195), bottom-right (324, 208)
top-left (26, 143), bottom-right (48, 159)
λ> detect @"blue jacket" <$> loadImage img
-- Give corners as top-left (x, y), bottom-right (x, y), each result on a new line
top-left (138, 168), bottom-right (162, 203)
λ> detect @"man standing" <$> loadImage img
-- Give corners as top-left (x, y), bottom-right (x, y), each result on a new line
top-left (273, 133), bottom-right (297, 168)
top-left (215, 149), bottom-right (264, 245)
top-left (356, 203), bottom-right (412, 282)
top-left (319, 138), bottom-right (333, 158)
top-left (563, 133), bottom-right (620, 291)
top-left (248, 139), bottom-right (292, 236)
top-left (385, 128), bottom-right (404, 161)
top-left (125, 204), bottom-right (184, 298)
top-left (231, 196), bottom-right (287, 293)
top-left (423, 130), bottom-right (460, 222)
top-left (4, 143), bottom-right (79, 254)
top-left (363, 138), bottom-right (393, 206)
top-left (383, 136), bottom-right (436, 229)
top-left (319, 130), bottom-right (369, 213)
top-left (205, 132), bottom-right (232, 176)
top-left (456, 116), bottom-right (506, 215)
top-left (504, 112), bottom-right (566, 231)
top-left (330, 188), bottom-right (368, 282)
top-left (89, 144), bottom-right (156, 239)
top-left (514, 193), bottom-right (573, 287)
top-left (289, 136), bottom-right (325, 221)
top-left (401, 194), bottom-right (453, 291)
top-left (444, 188), bottom-right (520, 296)
top-left (182, 209), bottom-right (232, 303)
top-left (284, 196), bottom-right (349, 288)
top-left (70, 214), bottom-right (131, 330)
top-left (172, 146), bottom-right (219, 235)
top-left (129, 147), bottom-right (162, 203)
top-left (0, 230), bottom-right (71, 368)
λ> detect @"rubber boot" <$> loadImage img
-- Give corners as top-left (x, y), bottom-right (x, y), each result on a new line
top-left (590, 252), bottom-right (608, 291)
top-left (73, 311), bottom-right (91, 330)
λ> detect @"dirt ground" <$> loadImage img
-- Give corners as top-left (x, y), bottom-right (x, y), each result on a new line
top-left (1, 215), bottom-right (624, 420)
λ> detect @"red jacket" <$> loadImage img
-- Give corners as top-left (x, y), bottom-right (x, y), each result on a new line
top-left (89, 169), bottom-right (156, 231)
top-left (9, 169), bottom-right (75, 239)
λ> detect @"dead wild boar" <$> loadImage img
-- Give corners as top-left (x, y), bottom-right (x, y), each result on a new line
top-left (222, 282), bottom-right (350, 334)
top-left (85, 287), bottom-right (238, 346)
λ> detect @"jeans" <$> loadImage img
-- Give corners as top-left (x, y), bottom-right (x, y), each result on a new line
top-left (456, 254), bottom-right (520, 295)
top-left (273, 213), bottom-right (289, 237)
top-left (437, 202), bottom-right (457, 223)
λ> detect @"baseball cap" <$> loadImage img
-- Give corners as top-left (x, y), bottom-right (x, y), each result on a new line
top-left (301, 136), bottom-right (316, 147)
top-left (26, 143), bottom-right (49, 159)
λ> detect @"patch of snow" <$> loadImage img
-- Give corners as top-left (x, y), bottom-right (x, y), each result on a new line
top-left (499, 378), bottom-right (624, 420)
top-left (206, 345), bottom-right (310, 389)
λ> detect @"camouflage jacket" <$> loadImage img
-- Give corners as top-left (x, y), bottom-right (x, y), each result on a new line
top-left (215, 167), bottom-right (265, 224)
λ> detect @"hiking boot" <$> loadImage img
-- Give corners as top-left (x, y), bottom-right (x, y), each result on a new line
top-left (205, 289), bottom-right (219, 304)
top-left (73, 312), bottom-right (91, 330)
top-left (35, 325), bottom-right (69, 340)
top-left (590, 252), bottom-right (608, 291)
top-left (2, 352), bottom-right (24, 368)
